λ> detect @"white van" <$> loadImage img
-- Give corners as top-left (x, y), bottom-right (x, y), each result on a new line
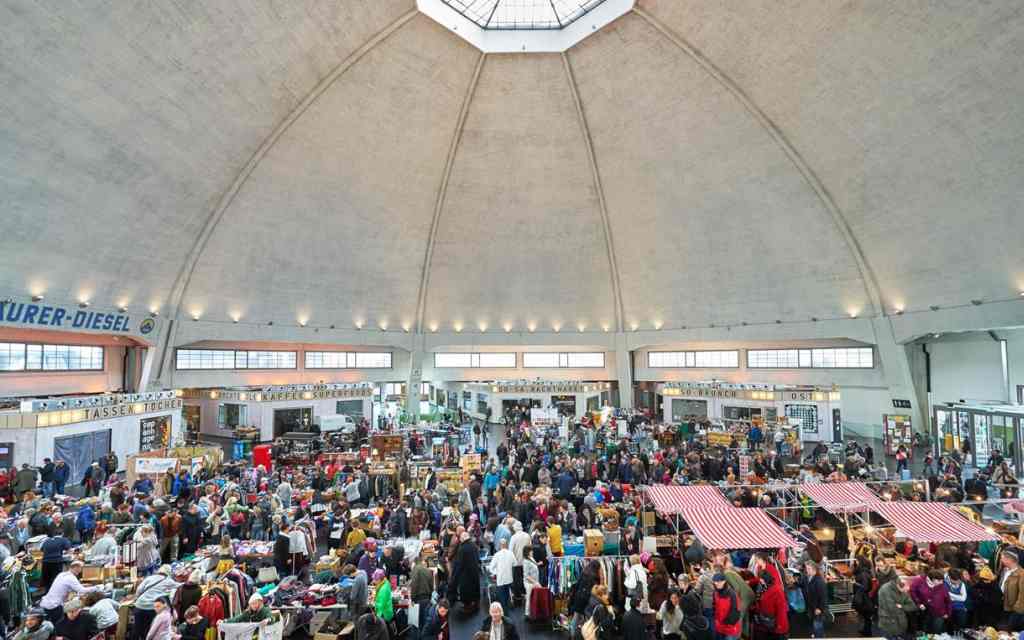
top-left (318, 414), bottom-right (357, 433)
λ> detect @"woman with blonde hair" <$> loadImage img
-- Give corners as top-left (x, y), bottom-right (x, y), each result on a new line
top-left (583, 585), bottom-right (615, 640)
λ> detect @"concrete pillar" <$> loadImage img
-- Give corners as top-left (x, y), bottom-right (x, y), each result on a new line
top-left (405, 343), bottom-right (424, 422)
top-left (872, 317), bottom-right (926, 436)
top-left (137, 346), bottom-right (159, 391)
top-left (614, 333), bottom-right (634, 409)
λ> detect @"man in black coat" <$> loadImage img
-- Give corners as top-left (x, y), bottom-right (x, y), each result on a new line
top-left (448, 533), bottom-right (480, 612)
top-left (179, 504), bottom-right (204, 556)
top-left (480, 603), bottom-right (520, 640)
top-left (621, 598), bottom-right (646, 640)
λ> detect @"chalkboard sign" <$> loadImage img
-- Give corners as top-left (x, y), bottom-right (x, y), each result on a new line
top-left (140, 415), bottom-right (171, 451)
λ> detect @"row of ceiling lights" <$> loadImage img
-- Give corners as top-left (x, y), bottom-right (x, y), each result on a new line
top-left (12, 289), bottom-right (1024, 332)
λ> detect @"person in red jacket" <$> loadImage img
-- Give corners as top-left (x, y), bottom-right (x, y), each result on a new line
top-left (751, 553), bottom-right (790, 640)
top-left (713, 574), bottom-right (742, 640)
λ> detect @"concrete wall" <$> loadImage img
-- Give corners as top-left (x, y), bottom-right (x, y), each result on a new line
top-left (1, 409), bottom-right (183, 469)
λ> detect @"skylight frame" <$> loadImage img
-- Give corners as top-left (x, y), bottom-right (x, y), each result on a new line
top-left (418, 0), bottom-right (635, 53)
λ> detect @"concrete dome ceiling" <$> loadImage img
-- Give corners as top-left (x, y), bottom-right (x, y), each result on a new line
top-left (1, 0), bottom-right (1022, 335)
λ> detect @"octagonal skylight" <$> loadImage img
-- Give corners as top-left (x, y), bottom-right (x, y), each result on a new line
top-left (441, 0), bottom-right (609, 30)
top-left (419, 0), bottom-right (634, 52)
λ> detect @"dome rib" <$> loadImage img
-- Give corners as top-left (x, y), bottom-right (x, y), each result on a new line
top-left (414, 51), bottom-right (488, 333)
top-left (154, 7), bottom-right (420, 382)
top-left (562, 51), bottom-right (625, 332)
top-left (633, 6), bottom-right (884, 318)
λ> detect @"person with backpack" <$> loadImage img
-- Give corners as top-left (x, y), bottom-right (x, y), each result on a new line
top-left (712, 573), bottom-right (743, 640)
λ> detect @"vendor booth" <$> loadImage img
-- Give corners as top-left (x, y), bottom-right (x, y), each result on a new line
top-left (182, 384), bottom-right (373, 445)
top-left (934, 403), bottom-right (1024, 471)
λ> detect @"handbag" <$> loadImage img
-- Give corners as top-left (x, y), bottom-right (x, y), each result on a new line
top-left (581, 615), bottom-right (599, 640)
top-left (257, 566), bottom-right (279, 583)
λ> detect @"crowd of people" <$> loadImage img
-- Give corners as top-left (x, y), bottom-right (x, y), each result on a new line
top-left (0, 410), bottom-right (1020, 640)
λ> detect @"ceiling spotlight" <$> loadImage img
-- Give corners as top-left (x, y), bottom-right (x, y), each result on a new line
top-left (775, 320), bottom-right (782, 324)
top-left (329, 324), bottom-right (335, 330)
top-left (403, 325), bottom-right (411, 333)
top-left (430, 324), bottom-right (439, 333)
top-left (298, 320), bottom-right (307, 327)
top-left (602, 324), bottom-right (609, 332)
top-left (553, 324), bottom-right (561, 333)
top-left (231, 316), bottom-right (240, 324)
top-left (932, 333), bottom-right (941, 339)
top-left (740, 321), bottom-right (748, 326)
top-left (117, 304), bottom-right (128, 312)
top-left (31, 294), bottom-right (44, 302)
top-left (971, 299), bottom-right (983, 306)
top-left (849, 311), bottom-right (858, 319)
top-left (709, 323), bottom-right (716, 328)
top-left (930, 305), bottom-right (940, 311)
top-left (1019, 290), bottom-right (1024, 297)
top-left (811, 317), bottom-right (818, 322)
top-left (630, 323), bottom-right (639, 332)
top-left (528, 324), bottom-right (536, 333)
top-left (191, 315), bottom-right (200, 321)
top-left (355, 321), bottom-right (364, 330)
top-left (454, 323), bottom-right (463, 333)
top-left (653, 321), bottom-right (663, 330)
top-left (149, 310), bottom-right (159, 318)
top-left (78, 301), bottom-right (90, 309)
top-left (267, 320), bottom-right (273, 326)
top-left (893, 308), bottom-right (904, 316)
top-left (504, 325), bottom-right (512, 333)
top-left (578, 325), bottom-right (585, 333)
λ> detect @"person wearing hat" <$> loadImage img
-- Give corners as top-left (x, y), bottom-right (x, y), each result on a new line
top-left (1001, 548), bottom-right (1024, 629)
top-left (373, 569), bottom-right (394, 623)
top-left (343, 563), bottom-right (370, 620)
top-left (712, 573), bottom-right (742, 640)
top-left (132, 566), bottom-right (179, 640)
top-left (54, 598), bottom-right (99, 640)
top-left (40, 560), bottom-right (96, 622)
top-left (221, 594), bottom-right (276, 625)
top-left (176, 570), bottom-right (204, 620)
top-left (12, 608), bottom-right (53, 640)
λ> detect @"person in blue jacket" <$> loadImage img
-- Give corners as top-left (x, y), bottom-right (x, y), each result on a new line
top-left (52, 460), bottom-right (69, 496)
top-left (76, 503), bottom-right (96, 544)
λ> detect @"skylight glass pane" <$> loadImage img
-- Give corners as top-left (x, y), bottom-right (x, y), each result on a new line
top-left (441, 0), bottom-right (609, 30)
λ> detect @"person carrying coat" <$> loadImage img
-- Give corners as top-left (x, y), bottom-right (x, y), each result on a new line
top-left (877, 578), bottom-right (916, 638)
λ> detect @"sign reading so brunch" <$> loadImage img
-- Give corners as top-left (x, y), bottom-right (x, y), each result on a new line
top-left (0, 300), bottom-right (158, 336)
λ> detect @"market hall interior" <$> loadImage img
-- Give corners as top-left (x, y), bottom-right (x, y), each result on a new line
top-left (1, 1), bottom-right (1024, 640)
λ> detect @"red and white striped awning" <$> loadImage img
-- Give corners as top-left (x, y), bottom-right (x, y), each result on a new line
top-left (799, 482), bottom-right (882, 514)
top-left (679, 507), bottom-right (800, 549)
top-left (645, 485), bottom-right (732, 514)
top-left (874, 502), bottom-right (999, 543)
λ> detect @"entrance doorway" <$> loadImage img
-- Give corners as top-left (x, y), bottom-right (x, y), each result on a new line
top-left (274, 407), bottom-right (313, 438)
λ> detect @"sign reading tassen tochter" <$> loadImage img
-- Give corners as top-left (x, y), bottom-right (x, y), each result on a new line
top-left (0, 301), bottom-right (159, 337)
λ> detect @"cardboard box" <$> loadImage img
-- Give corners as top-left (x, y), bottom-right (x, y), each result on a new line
top-left (81, 566), bottom-right (105, 582)
top-left (584, 529), bottom-right (604, 556)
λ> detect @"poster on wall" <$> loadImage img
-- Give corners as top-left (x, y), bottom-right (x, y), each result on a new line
top-left (135, 457), bottom-right (178, 474)
top-left (140, 415), bottom-right (172, 451)
top-left (786, 404), bottom-right (819, 437)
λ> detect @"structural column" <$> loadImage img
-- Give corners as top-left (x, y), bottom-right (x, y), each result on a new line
top-left (405, 342), bottom-right (424, 422)
top-left (872, 317), bottom-right (926, 435)
top-left (614, 333), bottom-right (634, 409)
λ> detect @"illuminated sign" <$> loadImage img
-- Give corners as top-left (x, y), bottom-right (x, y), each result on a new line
top-left (0, 301), bottom-right (153, 336)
